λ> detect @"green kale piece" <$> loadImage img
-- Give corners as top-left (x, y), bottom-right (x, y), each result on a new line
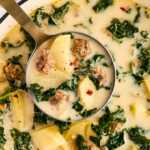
top-left (8, 55), bottom-right (22, 65)
top-left (54, 120), bottom-right (71, 133)
top-left (32, 2), bottom-right (70, 26)
top-left (72, 100), bottom-right (97, 117)
top-left (11, 128), bottom-right (32, 150)
top-left (133, 6), bottom-right (141, 23)
top-left (90, 107), bottom-right (126, 146)
top-left (75, 134), bottom-right (88, 150)
top-left (32, 7), bottom-right (50, 26)
top-left (107, 18), bottom-right (138, 39)
top-left (106, 131), bottom-right (125, 150)
top-left (127, 127), bottom-right (150, 150)
top-left (33, 106), bottom-right (53, 124)
top-left (51, 2), bottom-right (70, 23)
top-left (58, 75), bottom-right (79, 92)
top-left (132, 48), bottom-right (150, 84)
top-left (0, 127), bottom-right (6, 150)
top-left (28, 84), bottom-right (43, 102)
top-left (93, 0), bottom-right (113, 12)
top-left (29, 84), bottom-right (56, 102)
top-left (1, 40), bottom-right (24, 51)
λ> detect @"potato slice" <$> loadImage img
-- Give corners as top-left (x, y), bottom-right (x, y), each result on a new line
top-left (10, 90), bottom-right (34, 131)
top-left (50, 34), bottom-right (73, 75)
top-left (143, 74), bottom-right (150, 97)
top-left (78, 77), bottom-right (98, 110)
top-left (28, 67), bottom-right (71, 90)
top-left (64, 120), bottom-right (91, 150)
top-left (31, 126), bottom-right (69, 150)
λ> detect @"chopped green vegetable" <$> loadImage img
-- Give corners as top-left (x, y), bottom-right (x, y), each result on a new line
top-left (32, 7), bottom-right (50, 26)
top-left (107, 18), bottom-right (138, 39)
top-left (140, 31), bottom-right (149, 39)
top-left (90, 106), bottom-right (126, 146)
top-left (0, 127), bottom-right (6, 150)
top-left (54, 120), bottom-right (71, 133)
top-left (72, 100), bottom-right (84, 112)
top-left (29, 84), bottom-right (56, 102)
top-left (76, 54), bottom-right (105, 76)
top-left (106, 131), bottom-right (125, 150)
top-left (52, 2), bottom-right (70, 23)
top-left (8, 55), bottom-right (22, 65)
top-left (32, 2), bottom-right (70, 26)
top-left (133, 5), bottom-right (141, 23)
top-left (127, 127), bottom-right (150, 150)
top-left (72, 100), bottom-right (97, 117)
top-left (1, 40), bottom-right (24, 51)
top-left (93, 0), bottom-right (113, 12)
top-left (29, 84), bottom-right (43, 102)
top-left (132, 48), bottom-right (150, 84)
top-left (34, 106), bottom-right (53, 124)
top-left (58, 75), bottom-right (79, 92)
top-left (75, 134), bottom-right (88, 150)
top-left (11, 128), bottom-right (32, 150)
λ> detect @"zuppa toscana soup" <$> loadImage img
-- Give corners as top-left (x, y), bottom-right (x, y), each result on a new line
top-left (26, 33), bottom-right (114, 121)
top-left (0, 0), bottom-right (149, 150)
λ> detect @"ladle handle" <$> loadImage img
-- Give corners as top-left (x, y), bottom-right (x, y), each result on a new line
top-left (0, 0), bottom-right (49, 46)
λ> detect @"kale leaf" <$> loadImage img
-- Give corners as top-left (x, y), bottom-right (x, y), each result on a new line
top-left (93, 0), bottom-right (113, 12)
top-left (107, 18), bottom-right (138, 39)
top-left (90, 106), bottom-right (126, 146)
top-left (11, 128), bottom-right (32, 150)
top-left (0, 127), bottom-right (6, 150)
top-left (106, 131), bottom-right (125, 150)
top-left (127, 127), bottom-right (150, 150)
top-left (54, 120), bottom-right (71, 133)
top-left (8, 55), bottom-right (22, 65)
top-left (32, 2), bottom-right (70, 26)
top-left (58, 75), bottom-right (79, 92)
top-left (1, 40), bottom-right (24, 51)
top-left (72, 100), bottom-right (97, 117)
top-left (34, 106), bottom-right (53, 124)
top-left (32, 7), bottom-right (50, 26)
top-left (132, 48), bottom-right (150, 84)
top-left (75, 134), bottom-right (88, 150)
top-left (51, 2), bottom-right (70, 23)
top-left (29, 84), bottom-right (43, 102)
top-left (29, 83), bottom-right (56, 102)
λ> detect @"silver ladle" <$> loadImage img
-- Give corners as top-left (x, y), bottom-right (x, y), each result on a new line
top-left (0, 0), bottom-right (116, 122)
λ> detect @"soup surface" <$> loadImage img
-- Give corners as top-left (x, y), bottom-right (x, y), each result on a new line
top-left (0, 0), bottom-right (150, 150)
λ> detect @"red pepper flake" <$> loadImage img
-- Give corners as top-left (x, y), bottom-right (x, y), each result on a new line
top-left (86, 90), bottom-right (93, 96)
top-left (120, 6), bottom-right (131, 13)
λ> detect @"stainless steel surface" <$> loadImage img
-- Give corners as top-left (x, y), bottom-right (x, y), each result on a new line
top-left (0, 0), bottom-right (116, 122)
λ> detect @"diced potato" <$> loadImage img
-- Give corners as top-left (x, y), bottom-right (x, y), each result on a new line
top-left (78, 77), bottom-right (98, 110)
top-left (50, 34), bottom-right (73, 75)
top-left (64, 120), bottom-right (91, 150)
top-left (28, 68), bottom-right (71, 90)
top-left (10, 90), bottom-right (34, 131)
top-left (143, 75), bottom-right (150, 97)
top-left (127, 144), bottom-right (138, 150)
top-left (31, 126), bottom-right (69, 150)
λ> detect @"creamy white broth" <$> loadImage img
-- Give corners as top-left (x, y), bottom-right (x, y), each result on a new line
top-left (0, 0), bottom-right (149, 149)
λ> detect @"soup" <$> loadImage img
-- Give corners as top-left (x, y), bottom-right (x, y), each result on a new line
top-left (0, 0), bottom-right (149, 149)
